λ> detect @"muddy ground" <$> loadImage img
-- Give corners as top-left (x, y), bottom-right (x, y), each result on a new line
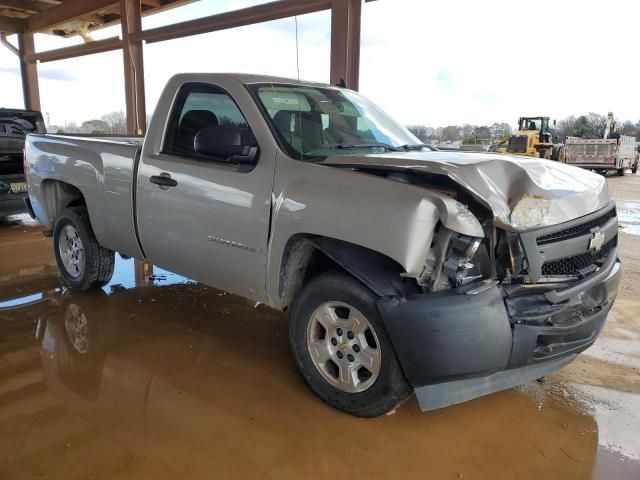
top-left (0, 174), bottom-right (639, 479)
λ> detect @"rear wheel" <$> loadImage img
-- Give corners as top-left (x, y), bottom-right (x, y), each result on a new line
top-left (289, 271), bottom-right (411, 417)
top-left (555, 146), bottom-right (566, 163)
top-left (53, 207), bottom-right (115, 291)
top-left (617, 168), bottom-right (625, 176)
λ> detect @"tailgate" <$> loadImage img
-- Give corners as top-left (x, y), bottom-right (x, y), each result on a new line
top-left (565, 138), bottom-right (617, 166)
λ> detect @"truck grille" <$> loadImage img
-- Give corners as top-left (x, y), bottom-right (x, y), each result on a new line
top-left (507, 135), bottom-right (528, 154)
top-left (536, 207), bottom-right (617, 245)
top-left (541, 237), bottom-right (617, 276)
top-left (518, 204), bottom-right (618, 282)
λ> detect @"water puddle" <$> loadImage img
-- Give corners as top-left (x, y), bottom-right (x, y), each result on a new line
top-left (2, 203), bottom-right (640, 479)
top-left (617, 201), bottom-right (640, 236)
top-left (569, 384), bottom-right (640, 463)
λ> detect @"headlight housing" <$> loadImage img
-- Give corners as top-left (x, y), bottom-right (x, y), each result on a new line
top-left (443, 234), bottom-right (483, 287)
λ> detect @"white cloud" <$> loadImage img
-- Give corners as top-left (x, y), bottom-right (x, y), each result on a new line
top-left (1, 0), bottom-right (639, 129)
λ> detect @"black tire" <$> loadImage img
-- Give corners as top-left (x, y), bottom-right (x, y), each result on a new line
top-left (538, 148), bottom-right (548, 159)
top-left (555, 146), bottom-right (566, 163)
top-left (53, 207), bottom-right (115, 291)
top-left (632, 161), bottom-right (638, 174)
top-left (617, 168), bottom-right (625, 176)
top-left (289, 271), bottom-right (411, 417)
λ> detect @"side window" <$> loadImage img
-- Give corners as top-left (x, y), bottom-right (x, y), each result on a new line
top-left (163, 83), bottom-right (254, 160)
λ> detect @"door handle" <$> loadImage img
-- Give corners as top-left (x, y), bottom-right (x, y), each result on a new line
top-left (150, 173), bottom-right (177, 188)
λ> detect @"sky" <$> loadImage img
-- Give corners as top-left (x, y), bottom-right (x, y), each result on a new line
top-left (0, 0), bottom-right (639, 129)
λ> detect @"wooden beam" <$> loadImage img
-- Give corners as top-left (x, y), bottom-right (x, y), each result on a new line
top-left (18, 32), bottom-right (40, 110)
top-left (0, 15), bottom-right (24, 33)
top-left (25, 35), bottom-right (122, 62)
top-left (0, 32), bottom-right (19, 54)
top-left (24, 0), bottom-right (118, 33)
top-left (121, 0), bottom-right (146, 135)
top-left (136, 0), bottom-right (331, 44)
top-left (330, 0), bottom-right (361, 90)
top-left (0, 1), bottom-right (54, 13)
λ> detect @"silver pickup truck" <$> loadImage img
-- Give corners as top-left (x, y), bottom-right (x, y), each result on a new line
top-left (25, 73), bottom-right (621, 417)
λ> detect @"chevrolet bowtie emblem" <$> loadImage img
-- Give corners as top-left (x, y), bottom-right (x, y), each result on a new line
top-left (589, 230), bottom-right (605, 253)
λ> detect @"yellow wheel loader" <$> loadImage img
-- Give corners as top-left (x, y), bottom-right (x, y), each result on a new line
top-left (495, 117), bottom-right (565, 161)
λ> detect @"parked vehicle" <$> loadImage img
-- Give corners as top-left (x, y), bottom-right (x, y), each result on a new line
top-left (25, 74), bottom-right (621, 417)
top-left (565, 113), bottom-right (639, 175)
top-left (0, 108), bottom-right (46, 217)
top-left (495, 116), bottom-right (565, 161)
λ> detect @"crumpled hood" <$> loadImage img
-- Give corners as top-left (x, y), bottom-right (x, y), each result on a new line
top-left (322, 151), bottom-right (611, 230)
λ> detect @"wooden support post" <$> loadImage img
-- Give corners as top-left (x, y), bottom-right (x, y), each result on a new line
top-left (330, 0), bottom-right (361, 90)
top-left (18, 33), bottom-right (41, 111)
top-left (120, 0), bottom-right (146, 135)
top-left (134, 259), bottom-right (153, 287)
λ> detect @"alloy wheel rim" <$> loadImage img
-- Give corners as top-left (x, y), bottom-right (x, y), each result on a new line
top-left (64, 303), bottom-right (90, 354)
top-left (59, 225), bottom-right (85, 278)
top-left (306, 301), bottom-right (382, 393)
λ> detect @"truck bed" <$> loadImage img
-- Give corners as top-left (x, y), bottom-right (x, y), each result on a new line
top-left (24, 134), bottom-right (144, 259)
top-left (565, 136), bottom-right (637, 171)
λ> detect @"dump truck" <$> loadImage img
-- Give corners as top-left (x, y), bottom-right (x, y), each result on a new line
top-left (24, 73), bottom-right (621, 417)
top-left (565, 113), bottom-right (639, 175)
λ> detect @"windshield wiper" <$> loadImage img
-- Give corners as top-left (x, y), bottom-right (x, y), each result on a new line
top-left (399, 143), bottom-right (435, 151)
top-left (332, 143), bottom-right (402, 152)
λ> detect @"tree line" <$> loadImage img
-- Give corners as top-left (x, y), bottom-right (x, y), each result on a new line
top-left (554, 113), bottom-right (640, 140)
top-left (51, 110), bottom-right (127, 135)
top-left (407, 113), bottom-right (640, 145)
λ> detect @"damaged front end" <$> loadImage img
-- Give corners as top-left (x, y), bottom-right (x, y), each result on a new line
top-left (378, 195), bottom-right (621, 411)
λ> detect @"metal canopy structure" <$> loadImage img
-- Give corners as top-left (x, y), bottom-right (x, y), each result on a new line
top-left (0, 0), bottom-right (365, 134)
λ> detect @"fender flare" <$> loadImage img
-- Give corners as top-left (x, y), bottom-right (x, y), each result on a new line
top-left (310, 237), bottom-right (409, 298)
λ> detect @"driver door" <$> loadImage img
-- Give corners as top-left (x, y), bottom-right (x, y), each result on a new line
top-left (136, 82), bottom-right (275, 302)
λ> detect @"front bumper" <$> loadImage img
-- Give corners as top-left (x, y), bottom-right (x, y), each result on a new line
top-left (378, 251), bottom-right (621, 411)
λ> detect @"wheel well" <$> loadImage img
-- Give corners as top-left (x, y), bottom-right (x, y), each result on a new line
top-left (41, 180), bottom-right (86, 224)
top-left (278, 235), bottom-right (341, 311)
top-left (278, 235), bottom-right (414, 311)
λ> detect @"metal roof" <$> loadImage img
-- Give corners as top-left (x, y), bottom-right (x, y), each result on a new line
top-left (0, 0), bottom-right (193, 38)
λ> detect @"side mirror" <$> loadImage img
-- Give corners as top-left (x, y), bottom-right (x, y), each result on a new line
top-left (194, 125), bottom-right (258, 166)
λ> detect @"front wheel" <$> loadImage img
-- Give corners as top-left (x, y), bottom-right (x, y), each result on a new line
top-left (289, 271), bottom-right (411, 417)
top-left (555, 146), bottom-right (566, 163)
top-left (53, 207), bottom-right (115, 291)
top-left (617, 168), bottom-right (625, 176)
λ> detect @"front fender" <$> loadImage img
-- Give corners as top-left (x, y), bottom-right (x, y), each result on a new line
top-left (266, 155), bottom-right (482, 307)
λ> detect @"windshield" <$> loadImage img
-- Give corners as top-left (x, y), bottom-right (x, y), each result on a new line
top-left (249, 83), bottom-right (420, 159)
top-left (519, 118), bottom-right (545, 131)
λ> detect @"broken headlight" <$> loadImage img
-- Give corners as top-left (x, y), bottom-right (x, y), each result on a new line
top-left (443, 234), bottom-right (483, 287)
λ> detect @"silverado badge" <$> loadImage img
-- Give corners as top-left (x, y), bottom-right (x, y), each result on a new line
top-left (589, 230), bottom-right (605, 253)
